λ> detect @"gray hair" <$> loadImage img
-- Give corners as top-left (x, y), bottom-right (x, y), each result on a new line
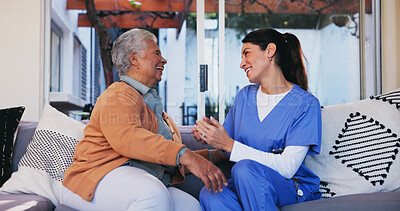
top-left (111, 28), bottom-right (158, 76)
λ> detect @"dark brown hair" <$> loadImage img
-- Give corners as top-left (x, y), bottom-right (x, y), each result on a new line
top-left (242, 29), bottom-right (308, 91)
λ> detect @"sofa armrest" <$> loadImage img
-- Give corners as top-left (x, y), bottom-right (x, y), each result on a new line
top-left (12, 121), bottom-right (38, 173)
top-left (175, 126), bottom-right (234, 200)
top-left (178, 126), bottom-right (215, 150)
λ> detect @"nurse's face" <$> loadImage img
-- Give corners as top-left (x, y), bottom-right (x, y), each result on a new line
top-left (239, 42), bottom-right (269, 84)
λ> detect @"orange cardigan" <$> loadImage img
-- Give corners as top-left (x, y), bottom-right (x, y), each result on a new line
top-left (63, 82), bottom-right (186, 201)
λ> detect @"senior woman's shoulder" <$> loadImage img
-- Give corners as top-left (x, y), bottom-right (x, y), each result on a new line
top-left (104, 81), bottom-right (140, 94)
top-left (97, 81), bottom-right (143, 103)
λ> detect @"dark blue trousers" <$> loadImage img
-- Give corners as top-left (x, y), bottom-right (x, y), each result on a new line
top-left (200, 160), bottom-right (299, 211)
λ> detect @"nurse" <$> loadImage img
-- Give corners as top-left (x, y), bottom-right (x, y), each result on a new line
top-left (193, 28), bottom-right (322, 210)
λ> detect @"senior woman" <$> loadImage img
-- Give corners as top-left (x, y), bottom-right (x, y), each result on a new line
top-left (61, 28), bottom-right (227, 211)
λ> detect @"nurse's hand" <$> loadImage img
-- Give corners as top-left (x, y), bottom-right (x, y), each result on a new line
top-left (195, 117), bottom-right (234, 153)
top-left (191, 127), bottom-right (207, 144)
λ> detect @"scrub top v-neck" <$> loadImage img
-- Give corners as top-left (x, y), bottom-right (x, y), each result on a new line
top-left (256, 86), bottom-right (290, 122)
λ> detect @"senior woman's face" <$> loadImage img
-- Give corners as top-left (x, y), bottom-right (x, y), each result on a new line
top-left (136, 40), bottom-right (167, 87)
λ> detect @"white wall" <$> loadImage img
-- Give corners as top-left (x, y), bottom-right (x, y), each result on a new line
top-left (382, 0), bottom-right (400, 92)
top-left (0, 0), bottom-right (95, 121)
top-left (0, 0), bottom-right (46, 121)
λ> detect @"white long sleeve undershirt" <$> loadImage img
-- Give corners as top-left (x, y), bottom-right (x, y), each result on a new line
top-left (230, 142), bottom-right (309, 179)
top-left (228, 86), bottom-right (309, 179)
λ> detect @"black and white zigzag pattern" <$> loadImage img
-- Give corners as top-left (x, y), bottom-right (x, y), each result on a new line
top-left (18, 130), bottom-right (79, 182)
top-left (319, 181), bottom-right (336, 198)
top-left (330, 112), bottom-right (400, 186)
top-left (370, 90), bottom-right (400, 110)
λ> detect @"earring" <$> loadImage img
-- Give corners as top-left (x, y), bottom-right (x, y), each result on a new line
top-left (269, 57), bottom-right (272, 62)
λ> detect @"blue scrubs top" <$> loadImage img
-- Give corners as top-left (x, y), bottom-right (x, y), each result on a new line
top-left (223, 83), bottom-right (322, 201)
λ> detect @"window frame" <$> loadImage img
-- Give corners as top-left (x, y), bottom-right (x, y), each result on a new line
top-left (50, 21), bottom-right (63, 92)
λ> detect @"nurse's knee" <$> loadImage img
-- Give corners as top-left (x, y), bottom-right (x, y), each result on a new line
top-left (199, 186), bottom-right (212, 205)
top-left (200, 185), bottom-right (231, 209)
top-left (231, 159), bottom-right (258, 181)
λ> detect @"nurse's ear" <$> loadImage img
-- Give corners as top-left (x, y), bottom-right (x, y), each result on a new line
top-left (265, 43), bottom-right (276, 59)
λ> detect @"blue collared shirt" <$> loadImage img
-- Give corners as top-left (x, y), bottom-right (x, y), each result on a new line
top-left (120, 76), bottom-right (173, 140)
top-left (120, 76), bottom-right (188, 185)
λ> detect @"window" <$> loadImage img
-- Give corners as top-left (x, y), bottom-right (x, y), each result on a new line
top-left (73, 36), bottom-right (87, 101)
top-left (92, 34), bottom-right (102, 104)
top-left (50, 22), bottom-right (62, 92)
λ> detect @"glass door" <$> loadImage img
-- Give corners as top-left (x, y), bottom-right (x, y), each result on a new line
top-left (197, 0), bottom-right (225, 122)
top-left (167, 0), bottom-right (378, 125)
top-left (221, 0), bottom-right (365, 115)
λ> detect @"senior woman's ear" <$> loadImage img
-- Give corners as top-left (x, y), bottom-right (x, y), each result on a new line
top-left (129, 52), bottom-right (139, 67)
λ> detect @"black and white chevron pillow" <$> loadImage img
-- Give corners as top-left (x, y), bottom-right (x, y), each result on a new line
top-left (305, 89), bottom-right (400, 198)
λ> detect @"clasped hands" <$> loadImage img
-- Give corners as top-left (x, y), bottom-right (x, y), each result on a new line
top-left (191, 116), bottom-right (234, 153)
top-left (178, 117), bottom-right (234, 194)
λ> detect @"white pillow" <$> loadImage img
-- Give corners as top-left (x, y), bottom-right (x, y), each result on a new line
top-left (0, 105), bottom-right (85, 206)
top-left (305, 89), bottom-right (400, 198)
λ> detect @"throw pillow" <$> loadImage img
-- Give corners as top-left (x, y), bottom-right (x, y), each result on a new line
top-left (305, 89), bottom-right (400, 198)
top-left (0, 106), bottom-right (25, 187)
top-left (0, 105), bottom-right (85, 206)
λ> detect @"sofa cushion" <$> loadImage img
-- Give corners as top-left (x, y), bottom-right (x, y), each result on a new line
top-left (0, 193), bottom-right (54, 211)
top-left (0, 106), bottom-right (25, 187)
top-left (54, 204), bottom-right (79, 211)
top-left (0, 105), bottom-right (85, 206)
top-left (305, 89), bottom-right (400, 198)
top-left (281, 191), bottom-right (400, 211)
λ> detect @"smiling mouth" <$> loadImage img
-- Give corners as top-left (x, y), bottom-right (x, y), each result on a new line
top-left (156, 67), bottom-right (164, 71)
top-left (245, 68), bottom-right (252, 74)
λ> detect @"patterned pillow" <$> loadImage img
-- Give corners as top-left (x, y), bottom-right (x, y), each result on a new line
top-left (305, 89), bottom-right (400, 198)
top-left (0, 105), bottom-right (85, 206)
top-left (0, 106), bottom-right (25, 187)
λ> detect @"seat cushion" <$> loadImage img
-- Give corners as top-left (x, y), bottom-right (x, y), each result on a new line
top-left (281, 191), bottom-right (400, 211)
top-left (54, 204), bottom-right (79, 211)
top-left (0, 194), bottom-right (54, 211)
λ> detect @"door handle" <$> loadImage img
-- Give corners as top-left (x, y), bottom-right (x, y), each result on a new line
top-left (200, 64), bottom-right (208, 92)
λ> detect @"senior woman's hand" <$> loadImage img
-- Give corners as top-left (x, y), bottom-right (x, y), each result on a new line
top-left (194, 117), bottom-right (235, 152)
top-left (179, 150), bottom-right (227, 193)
